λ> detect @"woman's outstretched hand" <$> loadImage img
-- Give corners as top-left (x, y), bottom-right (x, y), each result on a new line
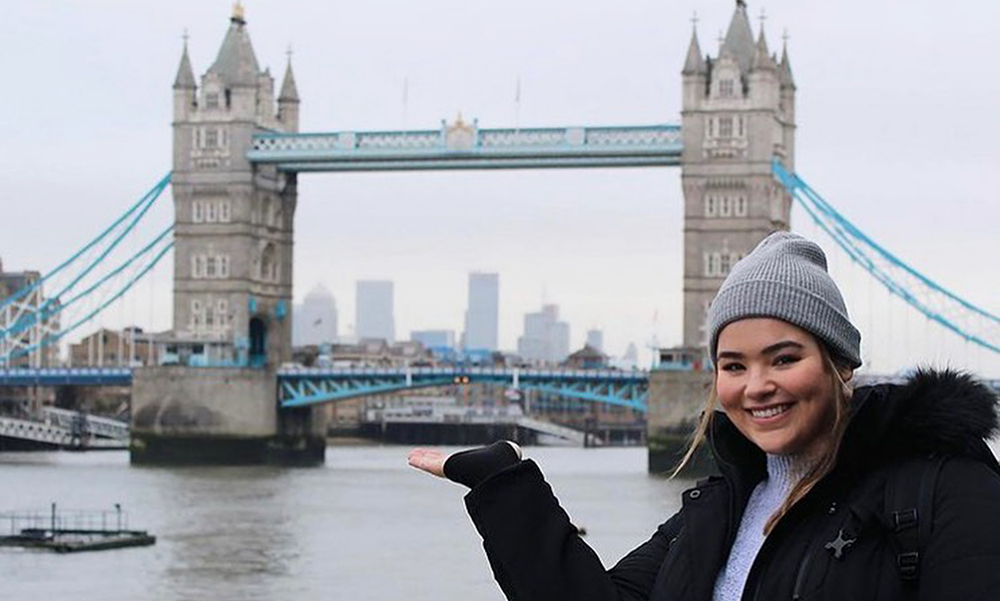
top-left (408, 448), bottom-right (448, 478)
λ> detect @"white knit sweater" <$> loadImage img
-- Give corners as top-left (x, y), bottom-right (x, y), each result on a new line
top-left (712, 454), bottom-right (814, 601)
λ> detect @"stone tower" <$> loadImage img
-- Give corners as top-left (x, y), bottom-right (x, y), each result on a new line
top-left (680, 1), bottom-right (796, 352)
top-left (171, 4), bottom-right (299, 367)
top-left (131, 5), bottom-right (323, 465)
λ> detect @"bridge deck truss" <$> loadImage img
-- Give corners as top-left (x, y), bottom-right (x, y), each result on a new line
top-left (276, 367), bottom-right (648, 411)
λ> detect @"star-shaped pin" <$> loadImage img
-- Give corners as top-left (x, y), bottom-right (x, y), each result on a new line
top-left (825, 528), bottom-right (857, 560)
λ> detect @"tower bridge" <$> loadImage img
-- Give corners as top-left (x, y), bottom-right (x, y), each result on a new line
top-left (133, 2), bottom-right (797, 464)
top-left (2, 3), bottom-right (995, 466)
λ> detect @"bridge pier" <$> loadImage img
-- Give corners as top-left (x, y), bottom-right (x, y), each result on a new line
top-left (130, 366), bottom-right (325, 465)
top-left (646, 369), bottom-right (714, 475)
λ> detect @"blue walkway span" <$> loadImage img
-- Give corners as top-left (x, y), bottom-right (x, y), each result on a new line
top-left (247, 124), bottom-right (682, 172)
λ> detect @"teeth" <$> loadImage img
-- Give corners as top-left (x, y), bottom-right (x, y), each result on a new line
top-left (750, 405), bottom-right (789, 419)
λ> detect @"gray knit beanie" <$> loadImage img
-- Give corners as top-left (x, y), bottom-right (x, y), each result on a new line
top-left (708, 232), bottom-right (862, 368)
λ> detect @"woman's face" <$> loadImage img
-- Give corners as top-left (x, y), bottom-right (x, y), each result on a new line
top-left (715, 318), bottom-right (842, 458)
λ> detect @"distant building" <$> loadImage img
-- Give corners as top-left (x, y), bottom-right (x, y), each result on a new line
top-left (293, 283), bottom-right (338, 346)
top-left (463, 272), bottom-right (499, 351)
top-left (517, 304), bottom-right (570, 364)
top-left (0, 257), bottom-right (59, 368)
top-left (585, 329), bottom-right (604, 353)
top-left (565, 345), bottom-right (608, 370)
top-left (355, 280), bottom-right (395, 343)
top-left (69, 327), bottom-right (160, 367)
top-left (411, 330), bottom-right (455, 350)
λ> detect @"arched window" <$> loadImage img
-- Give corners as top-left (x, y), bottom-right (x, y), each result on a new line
top-left (260, 243), bottom-right (277, 282)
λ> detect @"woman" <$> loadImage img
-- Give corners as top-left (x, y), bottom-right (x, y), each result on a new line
top-left (409, 232), bottom-right (1000, 600)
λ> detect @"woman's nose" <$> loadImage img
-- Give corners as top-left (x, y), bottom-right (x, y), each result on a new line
top-left (744, 367), bottom-right (776, 400)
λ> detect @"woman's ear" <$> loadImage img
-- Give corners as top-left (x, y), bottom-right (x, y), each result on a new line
top-left (838, 367), bottom-right (854, 384)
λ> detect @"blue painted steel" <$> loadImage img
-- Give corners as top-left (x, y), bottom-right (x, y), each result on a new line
top-left (276, 367), bottom-right (649, 411)
top-left (4, 241), bottom-right (174, 361)
top-left (772, 159), bottom-right (999, 353)
top-left (3, 226), bottom-right (174, 340)
top-left (0, 368), bottom-right (132, 387)
top-left (247, 125), bottom-right (682, 172)
top-left (0, 173), bottom-right (171, 315)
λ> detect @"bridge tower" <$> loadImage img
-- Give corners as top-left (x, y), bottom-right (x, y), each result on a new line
top-left (680, 1), bottom-right (796, 352)
top-left (650, 2), bottom-right (797, 473)
top-left (131, 5), bottom-right (324, 464)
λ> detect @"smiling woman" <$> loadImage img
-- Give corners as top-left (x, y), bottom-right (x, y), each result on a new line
top-left (409, 231), bottom-right (1000, 601)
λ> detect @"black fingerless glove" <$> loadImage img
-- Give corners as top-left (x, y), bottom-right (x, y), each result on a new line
top-left (443, 440), bottom-right (522, 488)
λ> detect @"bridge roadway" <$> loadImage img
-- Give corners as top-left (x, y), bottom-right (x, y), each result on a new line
top-left (0, 366), bottom-right (649, 411)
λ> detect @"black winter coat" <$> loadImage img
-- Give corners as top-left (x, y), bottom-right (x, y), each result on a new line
top-left (463, 370), bottom-right (1000, 601)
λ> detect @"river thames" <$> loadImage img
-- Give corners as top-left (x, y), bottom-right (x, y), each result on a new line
top-left (4, 442), bottom-right (998, 600)
top-left (1, 446), bottom-right (689, 601)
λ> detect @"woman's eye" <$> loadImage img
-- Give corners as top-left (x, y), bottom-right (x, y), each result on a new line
top-left (720, 363), bottom-right (744, 372)
top-left (774, 355), bottom-right (800, 366)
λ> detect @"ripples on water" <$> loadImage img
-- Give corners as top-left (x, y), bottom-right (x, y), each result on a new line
top-left (0, 447), bottom-right (684, 601)
top-left (2, 441), bottom-right (997, 600)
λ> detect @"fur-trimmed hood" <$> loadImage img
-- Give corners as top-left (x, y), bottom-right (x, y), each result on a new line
top-left (709, 368), bottom-right (1000, 479)
top-left (842, 368), bottom-right (1000, 470)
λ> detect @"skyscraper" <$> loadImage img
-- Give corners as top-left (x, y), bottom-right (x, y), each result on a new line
top-left (355, 280), bottom-right (395, 342)
top-left (292, 284), bottom-right (338, 346)
top-left (585, 329), bottom-right (604, 353)
top-left (463, 272), bottom-right (499, 351)
top-left (517, 304), bottom-right (570, 364)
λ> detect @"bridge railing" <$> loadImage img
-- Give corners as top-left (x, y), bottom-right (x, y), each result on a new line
top-left (247, 124), bottom-right (683, 170)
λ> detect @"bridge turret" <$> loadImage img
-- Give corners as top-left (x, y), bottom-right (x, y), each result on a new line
top-left (172, 40), bottom-right (197, 123)
top-left (748, 30), bottom-right (778, 108)
top-left (681, 29), bottom-right (707, 109)
top-left (278, 60), bottom-right (300, 132)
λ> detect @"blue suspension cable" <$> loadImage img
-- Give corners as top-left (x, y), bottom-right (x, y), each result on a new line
top-left (0, 173), bottom-right (170, 313)
top-left (772, 159), bottom-right (998, 354)
top-left (2, 226), bottom-right (174, 339)
top-left (4, 241), bottom-right (174, 361)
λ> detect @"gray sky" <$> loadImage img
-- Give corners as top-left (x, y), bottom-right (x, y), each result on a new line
top-left (1, 1), bottom-right (997, 376)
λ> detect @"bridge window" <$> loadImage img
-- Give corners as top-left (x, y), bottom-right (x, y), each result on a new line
top-left (704, 252), bottom-right (720, 277)
top-left (219, 255), bottom-right (230, 278)
top-left (219, 201), bottom-right (231, 223)
top-left (217, 299), bottom-right (229, 324)
top-left (192, 256), bottom-right (204, 279)
top-left (192, 201), bottom-right (203, 223)
top-left (204, 128), bottom-right (219, 149)
top-left (738, 117), bottom-right (745, 138)
top-left (205, 93), bottom-right (219, 110)
top-left (191, 300), bottom-right (203, 329)
top-left (205, 256), bottom-right (217, 278)
top-left (205, 304), bottom-right (215, 328)
top-left (720, 79), bottom-right (735, 98)
top-left (720, 197), bottom-right (732, 217)
top-left (718, 117), bottom-right (733, 139)
top-left (720, 253), bottom-right (732, 274)
top-left (735, 195), bottom-right (748, 216)
top-left (205, 202), bottom-right (217, 223)
top-left (705, 195), bottom-right (716, 217)
top-left (260, 243), bottom-right (277, 282)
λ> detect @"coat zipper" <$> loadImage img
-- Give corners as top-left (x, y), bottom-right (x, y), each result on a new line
top-left (791, 539), bottom-right (820, 600)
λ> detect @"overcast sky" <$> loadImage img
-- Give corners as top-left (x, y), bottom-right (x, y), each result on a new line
top-left (0, 1), bottom-right (997, 376)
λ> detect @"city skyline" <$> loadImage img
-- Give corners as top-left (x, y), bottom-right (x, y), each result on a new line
top-left (1, 1), bottom-right (997, 375)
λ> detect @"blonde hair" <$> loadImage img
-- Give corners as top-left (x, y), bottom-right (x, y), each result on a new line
top-left (671, 344), bottom-right (854, 535)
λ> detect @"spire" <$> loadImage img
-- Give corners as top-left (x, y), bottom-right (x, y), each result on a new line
top-left (779, 35), bottom-right (796, 88)
top-left (173, 38), bottom-right (196, 89)
top-left (279, 59), bottom-right (299, 103)
top-left (751, 29), bottom-right (777, 71)
top-left (208, 5), bottom-right (260, 86)
top-left (682, 28), bottom-right (706, 75)
top-left (721, 0), bottom-right (756, 74)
